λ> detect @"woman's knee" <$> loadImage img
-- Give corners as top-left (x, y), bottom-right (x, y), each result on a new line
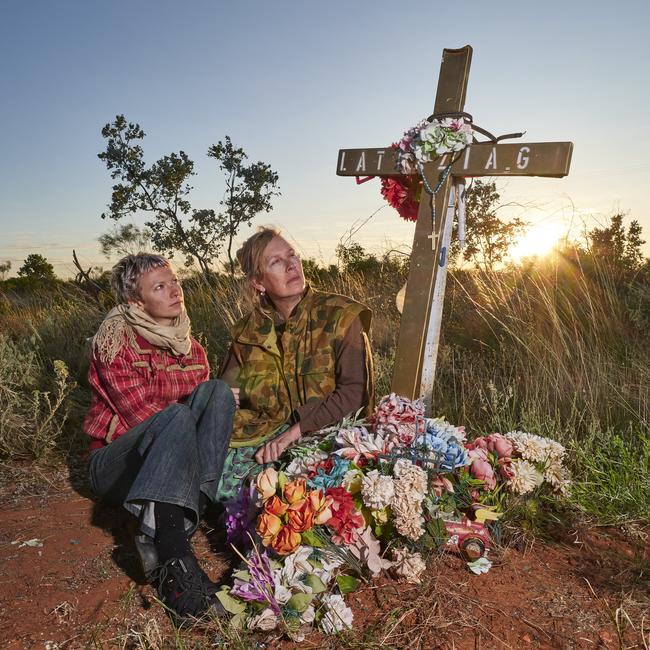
top-left (193, 378), bottom-right (235, 407)
top-left (155, 402), bottom-right (196, 436)
top-left (164, 401), bottom-right (193, 419)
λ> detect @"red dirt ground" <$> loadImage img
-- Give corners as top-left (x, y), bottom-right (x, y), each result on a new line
top-left (1, 463), bottom-right (648, 649)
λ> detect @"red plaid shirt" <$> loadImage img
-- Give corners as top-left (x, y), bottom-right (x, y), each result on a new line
top-left (84, 331), bottom-right (209, 451)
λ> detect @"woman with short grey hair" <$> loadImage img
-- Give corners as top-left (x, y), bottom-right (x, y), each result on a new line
top-left (84, 253), bottom-right (237, 623)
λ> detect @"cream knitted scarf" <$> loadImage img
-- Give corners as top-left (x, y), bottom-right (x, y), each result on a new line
top-left (92, 304), bottom-right (192, 364)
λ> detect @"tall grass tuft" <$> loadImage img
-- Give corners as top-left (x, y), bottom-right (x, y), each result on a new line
top-left (435, 253), bottom-right (650, 441)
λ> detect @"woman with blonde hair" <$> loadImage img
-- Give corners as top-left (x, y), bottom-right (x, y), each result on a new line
top-left (217, 227), bottom-right (373, 497)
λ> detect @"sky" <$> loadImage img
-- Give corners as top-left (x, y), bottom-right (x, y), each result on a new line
top-left (1, 0), bottom-right (649, 278)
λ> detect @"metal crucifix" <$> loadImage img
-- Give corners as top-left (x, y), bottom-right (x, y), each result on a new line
top-left (336, 45), bottom-right (573, 413)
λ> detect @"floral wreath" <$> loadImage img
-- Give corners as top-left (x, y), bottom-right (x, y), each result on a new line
top-left (381, 116), bottom-right (473, 222)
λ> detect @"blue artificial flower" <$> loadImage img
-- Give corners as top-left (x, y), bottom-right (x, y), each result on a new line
top-left (440, 442), bottom-right (470, 471)
top-left (414, 432), bottom-right (448, 455)
top-left (307, 456), bottom-right (351, 491)
top-left (424, 417), bottom-right (464, 444)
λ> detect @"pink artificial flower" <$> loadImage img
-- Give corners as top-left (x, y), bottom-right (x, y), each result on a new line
top-left (430, 475), bottom-right (454, 497)
top-left (498, 457), bottom-right (515, 481)
top-left (325, 487), bottom-right (365, 545)
top-left (381, 178), bottom-right (408, 210)
top-left (466, 434), bottom-right (513, 461)
top-left (485, 433), bottom-right (513, 460)
top-left (466, 436), bottom-right (489, 452)
top-left (468, 448), bottom-right (497, 490)
top-left (372, 393), bottom-right (425, 443)
top-left (379, 178), bottom-right (420, 223)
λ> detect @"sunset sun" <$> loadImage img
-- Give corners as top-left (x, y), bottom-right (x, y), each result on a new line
top-left (509, 222), bottom-right (565, 261)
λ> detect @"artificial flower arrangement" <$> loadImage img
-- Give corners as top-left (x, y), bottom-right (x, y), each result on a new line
top-left (380, 117), bottom-right (474, 222)
top-left (216, 394), bottom-right (570, 640)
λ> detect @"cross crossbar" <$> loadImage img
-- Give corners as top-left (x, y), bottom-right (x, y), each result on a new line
top-left (336, 142), bottom-right (573, 179)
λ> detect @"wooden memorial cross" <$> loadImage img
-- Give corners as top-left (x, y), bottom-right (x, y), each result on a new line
top-left (336, 45), bottom-right (572, 412)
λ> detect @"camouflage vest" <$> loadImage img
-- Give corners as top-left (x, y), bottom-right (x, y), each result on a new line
top-left (228, 287), bottom-right (372, 447)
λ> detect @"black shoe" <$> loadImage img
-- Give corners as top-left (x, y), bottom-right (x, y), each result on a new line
top-left (134, 534), bottom-right (159, 583)
top-left (154, 554), bottom-right (226, 624)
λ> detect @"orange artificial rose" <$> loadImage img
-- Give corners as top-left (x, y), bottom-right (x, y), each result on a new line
top-left (256, 512), bottom-right (282, 546)
top-left (271, 525), bottom-right (302, 555)
top-left (264, 495), bottom-right (288, 517)
top-left (283, 478), bottom-right (307, 505)
top-left (255, 467), bottom-right (279, 501)
top-left (308, 489), bottom-right (333, 525)
top-left (286, 498), bottom-right (316, 533)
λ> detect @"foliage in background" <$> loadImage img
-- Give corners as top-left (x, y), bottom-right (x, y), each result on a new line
top-left (0, 334), bottom-right (76, 460)
top-left (450, 180), bottom-right (527, 270)
top-left (207, 136), bottom-right (280, 274)
top-left (17, 253), bottom-right (56, 280)
top-left (0, 261), bottom-right (11, 280)
top-left (98, 223), bottom-right (153, 259)
top-left (98, 115), bottom-right (279, 278)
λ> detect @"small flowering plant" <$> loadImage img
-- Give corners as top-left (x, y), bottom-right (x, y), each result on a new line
top-left (218, 393), bottom-right (571, 639)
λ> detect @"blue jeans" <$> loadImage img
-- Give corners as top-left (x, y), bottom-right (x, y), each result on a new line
top-left (88, 379), bottom-right (234, 538)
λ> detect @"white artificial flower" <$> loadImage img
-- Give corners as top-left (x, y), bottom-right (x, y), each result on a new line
top-left (361, 470), bottom-right (395, 510)
top-left (284, 450), bottom-right (328, 479)
top-left (391, 492), bottom-right (425, 540)
top-left (545, 439), bottom-right (566, 462)
top-left (391, 547), bottom-right (426, 584)
top-left (334, 427), bottom-right (391, 463)
top-left (468, 557), bottom-right (492, 575)
top-left (390, 460), bottom-right (427, 541)
top-left (300, 605), bottom-right (315, 624)
top-left (249, 607), bottom-right (279, 631)
top-left (393, 459), bottom-right (428, 499)
top-left (508, 459), bottom-right (544, 495)
top-left (544, 461), bottom-right (571, 495)
top-left (393, 514), bottom-right (425, 541)
top-left (505, 431), bottom-right (548, 463)
top-left (281, 546), bottom-right (315, 591)
top-left (271, 568), bottom-right (293, 605)
top-left (319, 594), bottom-right (354, 634)
top-left (342, 468), bottom-right (364, 493)
top-left (315, 550), bottom-right (345, 585)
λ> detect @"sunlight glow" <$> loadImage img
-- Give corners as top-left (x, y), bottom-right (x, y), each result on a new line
top-left (509, 222), bottom-right (565, 261)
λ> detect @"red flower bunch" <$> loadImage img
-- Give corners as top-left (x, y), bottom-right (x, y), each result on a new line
top-left (380, 177), bottom-right (421, 222)
top-left (325, 487), bottom-right (366, 544)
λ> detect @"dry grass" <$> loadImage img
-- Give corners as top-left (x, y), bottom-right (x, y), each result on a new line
top-left (0, 256), bottom-right (648, 520)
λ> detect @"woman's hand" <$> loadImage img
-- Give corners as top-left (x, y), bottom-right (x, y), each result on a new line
top-left (255, 423), bottom-right (302, 464)
top-left (231, 387), bottom-right (240, 408)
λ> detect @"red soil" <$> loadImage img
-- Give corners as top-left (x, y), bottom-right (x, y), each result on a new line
top-left (1, 464), bottom-right (648, 649)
